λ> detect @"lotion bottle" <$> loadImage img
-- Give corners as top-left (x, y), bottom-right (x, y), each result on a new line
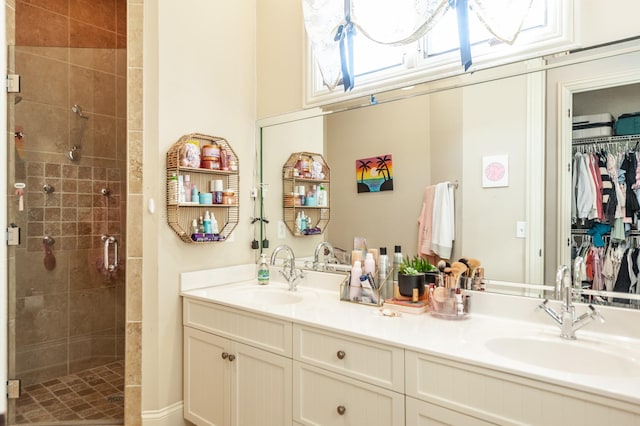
top-left (211, 213), bottom-right (219, 234)
top-left (350, 260), bottom-right (363, 301)
top-left (317, 184), bottom-right (327, 207)
top-left (295, 212), bottom-right (302, 235)
top-left (364, 253), bottom-right (375, 275)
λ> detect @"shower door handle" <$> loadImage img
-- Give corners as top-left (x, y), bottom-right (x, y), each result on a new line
top-left (102, 235), bottom-right (118, 272)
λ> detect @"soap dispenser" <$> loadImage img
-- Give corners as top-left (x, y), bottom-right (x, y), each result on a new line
top-left (257, 254), bottom-right (270, 285)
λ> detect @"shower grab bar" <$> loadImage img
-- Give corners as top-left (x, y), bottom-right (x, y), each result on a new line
top-left (101, 235), bottom-right (118, 272)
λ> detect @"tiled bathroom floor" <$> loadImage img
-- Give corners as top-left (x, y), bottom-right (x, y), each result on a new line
top-left (13, 360), bottom-right (124, 425)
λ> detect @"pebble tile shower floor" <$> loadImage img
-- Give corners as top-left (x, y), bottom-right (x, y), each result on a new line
top-left (13, 361), bottom-right (124, 425)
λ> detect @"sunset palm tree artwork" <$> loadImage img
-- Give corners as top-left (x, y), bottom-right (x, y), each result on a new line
top-left (356, 154), bottom-right (393, 193)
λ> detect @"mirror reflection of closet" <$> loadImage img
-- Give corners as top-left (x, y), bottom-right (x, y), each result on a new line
top-left (569, 83), bottom-right (640, 308)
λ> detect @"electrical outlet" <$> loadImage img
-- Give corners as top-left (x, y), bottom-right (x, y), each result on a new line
top-left (7, 226), bottom-right (20, 246)
top-left (277, 221), bottom-right (286, 239)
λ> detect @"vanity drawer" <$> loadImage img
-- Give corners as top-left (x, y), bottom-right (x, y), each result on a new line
top-left (293, 361), bottom-right (404, 426)
top-left (406, 350), bottom-right (640, 425)
top-left (183, 297), bottom-right (292, 357)
top-left (293, 324), bottom-right (404, 392)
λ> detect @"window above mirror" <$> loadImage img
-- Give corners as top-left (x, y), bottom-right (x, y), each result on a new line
top-left (304, 0), bottom-right (575, 107)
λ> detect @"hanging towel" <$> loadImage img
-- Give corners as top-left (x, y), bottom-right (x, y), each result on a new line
top-left (418, 185), bottom-right (436, 256)
top-left (430, 182), bottom-right (455, 259)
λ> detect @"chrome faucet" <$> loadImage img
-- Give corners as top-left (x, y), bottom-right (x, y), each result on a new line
top-left (537, 265), bottom-right (605, 339)
top-left (270, 245), bottom-right (304, 291)
top-left (313, 241), bottom-right (335, 271)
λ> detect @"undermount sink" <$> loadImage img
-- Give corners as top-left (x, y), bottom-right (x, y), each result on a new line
top-left (225, 285), bottom-right (317, 305)
top-left (485, 336), bottom-right (640, 377)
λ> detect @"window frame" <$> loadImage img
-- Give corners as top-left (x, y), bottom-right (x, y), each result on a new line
top-left (303, 0), bottom-right (576, 108)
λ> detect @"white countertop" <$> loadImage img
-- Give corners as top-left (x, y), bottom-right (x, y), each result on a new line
top-left (180, 264), bottom-right (640, 406)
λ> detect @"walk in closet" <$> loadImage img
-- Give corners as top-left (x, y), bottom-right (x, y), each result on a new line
top-left (570, 83), bottom-right (640, 308)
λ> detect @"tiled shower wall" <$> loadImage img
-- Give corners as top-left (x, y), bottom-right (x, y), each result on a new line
top-left (9, 0), bottom-right (127, 387)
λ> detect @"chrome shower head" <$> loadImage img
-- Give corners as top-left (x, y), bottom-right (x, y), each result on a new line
top-left (71, 104), bottom-right (89, 119)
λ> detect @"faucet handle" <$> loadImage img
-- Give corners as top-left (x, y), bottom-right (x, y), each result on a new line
top-left (588, 305), bottom-right (605, 323)
top-left (536, 299), bottom-right (550, 311)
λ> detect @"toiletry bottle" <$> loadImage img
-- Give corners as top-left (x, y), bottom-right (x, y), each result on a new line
top-left (257, 254), bottom-right (270, 285)
top-left (393, 245), bottom-right (403, 281)
top-left (306, 185), bottom-right (317, 206)
top-left (191, 186), bottom-right (198, 202)
top-left (295, 212), bottom-right (302, 236)
top-left (198, 216), bottom-right (205, 233)
top-left (378, 247), bottom-right (389, 280)
top-left (317, 184), bottom-right (327, 207)
top-left (455, 288), bottom-right (464, 316)
top-left (364, 252), bottom-right (375, 275)
top-left (211, 213), bottom-right (219, 234)
top-left (168, 173), bottom-right (178, 204)
top-left (350, 260), bottom-right (363, 301)
top-left (191, 218), bottom-right (198, 236)
top-left (203, 211), bottom-right (212, 234)
top-left (183, 175), bottom-right (191, 202)
top-left (300, 212), bottom-right (307, 233)
top-left (178, 175), bottom-right (185, 203)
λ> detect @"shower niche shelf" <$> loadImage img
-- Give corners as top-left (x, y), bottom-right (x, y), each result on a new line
top-left (166, 133), bottom-right (239, 244)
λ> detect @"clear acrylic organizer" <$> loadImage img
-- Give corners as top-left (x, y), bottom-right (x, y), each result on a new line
top-left (340, 271), bottom-right (392, 307)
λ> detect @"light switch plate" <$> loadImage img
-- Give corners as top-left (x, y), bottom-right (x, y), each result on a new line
top-left (277, 221), bottom-right (286, 239)
top-left (516, 221), bottom-right (526, 238)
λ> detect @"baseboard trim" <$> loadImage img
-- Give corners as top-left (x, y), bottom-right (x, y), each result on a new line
top-left (142, 401), bottom-right (185, 426)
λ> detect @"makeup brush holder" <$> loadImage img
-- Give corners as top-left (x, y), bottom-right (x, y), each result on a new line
top-left (428, 286), bottom-right (470, 319)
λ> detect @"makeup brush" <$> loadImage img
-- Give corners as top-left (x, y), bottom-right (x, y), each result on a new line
top-left (450, 261), bottom-right (468, 288)
top-left (467, 258), bottom-right (481, 279)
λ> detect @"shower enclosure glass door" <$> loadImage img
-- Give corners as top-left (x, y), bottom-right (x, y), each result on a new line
top-left (6, 2), bottom-right (127, 424)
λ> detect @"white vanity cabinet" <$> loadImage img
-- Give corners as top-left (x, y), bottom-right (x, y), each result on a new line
top-left (405, 350), bottom-right (640, 426)
top-left (292, 325), bottom-right (405, 425)
top-left (183, 299), bottom-right (293, 426)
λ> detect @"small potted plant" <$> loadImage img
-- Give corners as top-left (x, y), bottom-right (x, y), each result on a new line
top-left (397, 256), bottom-right (436, 297)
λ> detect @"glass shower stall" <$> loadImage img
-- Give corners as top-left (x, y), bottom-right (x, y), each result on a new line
top-left (5, 1), bottom-right (127, 424)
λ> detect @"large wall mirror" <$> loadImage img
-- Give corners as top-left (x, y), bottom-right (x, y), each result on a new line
top-left (258, 39), bottom-right (640, 310)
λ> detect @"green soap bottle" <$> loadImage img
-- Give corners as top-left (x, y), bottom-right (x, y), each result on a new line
top-left (257, 254), bottom-right (270, 285)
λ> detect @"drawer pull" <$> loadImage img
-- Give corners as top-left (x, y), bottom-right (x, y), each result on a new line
top-left (221, 352), bottom-right (229, 359)
top-left (336, 350), bottom-right (346, 359)
top-left (337, 405), bottom-right (346, 415)
top-left (228, 354), bottom-right (236, 362)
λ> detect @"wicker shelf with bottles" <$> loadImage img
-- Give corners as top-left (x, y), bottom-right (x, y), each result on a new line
top-left (282, 152), bottom-right (330, 236)
top-left (166, 133), bottom-right (239, 243)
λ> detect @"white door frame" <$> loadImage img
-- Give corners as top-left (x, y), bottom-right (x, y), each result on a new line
top-left (557, 69), bottom-right (640, 269)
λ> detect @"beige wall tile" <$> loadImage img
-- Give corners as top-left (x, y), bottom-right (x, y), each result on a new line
top-left (126, 259), bottom-right (142, 322)
top-left (125, 322), bottom-right (141, 386)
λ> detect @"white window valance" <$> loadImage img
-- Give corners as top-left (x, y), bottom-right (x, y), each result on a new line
top-left (302, 0), bottom-right (535, 91)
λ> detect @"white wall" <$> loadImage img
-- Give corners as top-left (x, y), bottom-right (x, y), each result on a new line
top-left (460, 76), bottom-right (528, 282)
top-left (325, 96), bottom-right (431, 257)
top-left (142, 0), bottom-right (256, 418)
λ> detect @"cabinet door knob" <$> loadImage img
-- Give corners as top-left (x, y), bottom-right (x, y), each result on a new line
top-left (336, 350), bottom-right (346, 360)
top-left (336, 405), bottom-right (346, 415)
top-left (228, 354), bottom-right (236, 362)
top-left (221, 352), bottom-right (229, 359)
